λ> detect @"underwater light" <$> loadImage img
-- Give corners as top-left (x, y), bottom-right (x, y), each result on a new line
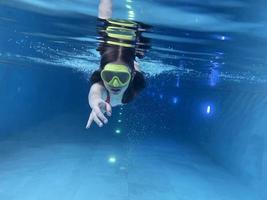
top-left (128, 10), bottom-right (134, 15)
top-left (172, 97), bottom-right (178, 104)
top-left (118, 119), bottom-right (122, 123)
top-left (128, 11), bottom-right (135, 19)
top-left (108, 156), bottom-right (116, 164)
top-left (207, 105), bottom-right (211, 114)
top-left (115, 129), bottom-right (121, 134)
top-left (126, 4), bottom-right (132, 9)
top-left (201, 103), bottom-right (214, 116)
top-left (212, 35), bottom-right (229, 41)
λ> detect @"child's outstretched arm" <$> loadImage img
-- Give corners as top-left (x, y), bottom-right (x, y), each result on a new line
top-left (86, 82), bottom-right (112, 128)
top-left (98, 0), bottom-right (112, 19)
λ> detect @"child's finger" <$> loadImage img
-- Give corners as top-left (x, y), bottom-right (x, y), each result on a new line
top-left (94, 106), bottom-right (108, 124)
top-left (105, 103), bottom-right (112, 116)
top-left (86, 112), bottom-right (94, 129)
top-left (93, 115), bottom-right (104, 127)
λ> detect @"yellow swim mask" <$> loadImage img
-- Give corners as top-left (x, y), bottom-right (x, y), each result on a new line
top-left (101, 64), bottom-right (131, 88)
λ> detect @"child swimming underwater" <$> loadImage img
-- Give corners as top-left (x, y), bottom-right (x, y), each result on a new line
top-left (86, 0), bottom-right (150, 128)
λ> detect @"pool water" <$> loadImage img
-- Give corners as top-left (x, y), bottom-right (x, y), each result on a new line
top-left (0, 1), bottom-right (267, 200)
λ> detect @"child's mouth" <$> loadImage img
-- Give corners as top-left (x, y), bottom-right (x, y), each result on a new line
top-left (110, 88), bottom-right (121, 92)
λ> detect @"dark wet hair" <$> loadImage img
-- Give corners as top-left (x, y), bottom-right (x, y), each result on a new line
top-left (90, 44), bottom-right (146, 104)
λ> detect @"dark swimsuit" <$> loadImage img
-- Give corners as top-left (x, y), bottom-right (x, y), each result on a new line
top-left (105, 91), bottom-right (111, 104)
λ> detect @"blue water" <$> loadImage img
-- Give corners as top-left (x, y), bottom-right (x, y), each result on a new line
top-left (0, 1), bottom-right (267, 200)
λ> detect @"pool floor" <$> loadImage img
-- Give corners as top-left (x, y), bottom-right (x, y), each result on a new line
top-left (0, 114), bottom-right (261, 200)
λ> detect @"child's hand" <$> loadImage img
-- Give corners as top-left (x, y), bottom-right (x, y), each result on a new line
top-left (86, 99), bottom-right (112, 128)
